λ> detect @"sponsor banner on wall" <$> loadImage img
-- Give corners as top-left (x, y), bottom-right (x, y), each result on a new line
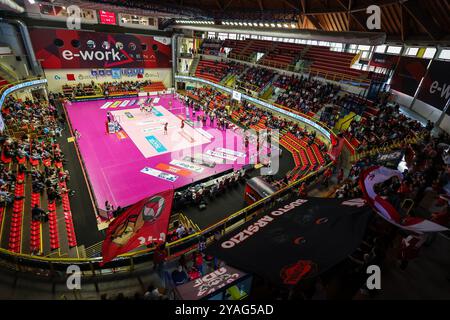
top-left (141, 167), bottom-right (178, 182)
top-left (417, 60), bottom-right (450, 112)
top-left (369, 53), bottom-right (400, 69)
top-left (170, 159), bottom-right (205, 173)
top-left (101, 189), bottom-right (174, 264)
top-left (155, 163), bottom-right (192, 176)
top-left (112, 68), bottom-right (121, 79)
top-left (30, 28), bottom-right (171, 69)
top-left (390, 57), bottom-right (430, 97)
top-left (175, 265), bottom-right (247, 300)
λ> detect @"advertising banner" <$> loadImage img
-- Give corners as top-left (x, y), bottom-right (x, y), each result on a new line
top-left (141, 167), bottom-right (178, 182)
top-left (170, 159), bottom-right (205, 173)
top-left (390, 57), bottom-right (430, 97)
top-left (417, 60), bottom-right (450, 112)
top-left (30, 28), bottom-right (171, 69)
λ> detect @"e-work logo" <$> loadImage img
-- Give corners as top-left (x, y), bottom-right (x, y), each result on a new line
top-left (366, 5), bottom-right (381, 30)
top-left (430, 81), bottom-right (450, 100)
top-left (66, 265), bottom-right (81, 290)
top-left (62, 49), bottom-right (121, 62)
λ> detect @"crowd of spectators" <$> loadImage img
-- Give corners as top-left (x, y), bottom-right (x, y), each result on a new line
top-left (346, 103), bottom-right (428, 152)
top-left (63, 80), bottom-right (154, 98)
top-left (274, 74), bottom-right (340, 115)
top-left (100, 80), bottom-right (152, 95)
top-left (197, 59), bottom-right (246, 81)
top-left (237, 66), bottom-right (275, 91)
top-left (199, 39), bottom-right (225, 56)
top-left (0, 96), bottom-right (73, 208)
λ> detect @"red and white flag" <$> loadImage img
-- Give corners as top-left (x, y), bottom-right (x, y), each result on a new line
top-left (359, 166), bottom-right (448, 233)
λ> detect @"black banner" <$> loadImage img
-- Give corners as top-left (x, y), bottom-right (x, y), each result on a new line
top-left (369, 53), bottom-right (399, 69)
top-left (207, 197), bottom-right (371, 286)
top-left (390, 57), bottom-right (430, 97)
top-left (417, 60), bottom-right (450, 111)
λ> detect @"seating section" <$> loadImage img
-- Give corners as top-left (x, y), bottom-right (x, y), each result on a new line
top-left (259, 43), bottom-right (305, 68)
top-left (304, 46), bottom-right (367, 79)
top-left (60, 181), bottom-right (77, 248)
top-left (143, 82), bottom-right (166, 92)
top-left (213, 39), bottom-right (369, 80)
top-left (62, 84), bottom-right (96, 98)
top-left (280, 132), bottom-right (327, 182)
top-left (8, 172), bottom-right (25, 253)
top-left (30, 193), bottom-right (42, 253)
top-left (1, 97), bottom-right (78, 255)
top-left (48, 200), bottom-right (60, 251)
top-left (0, 76), bottom-right (8, 87)
top-left (231, 105), bottom-right (327, 182)
top-left (194, 59), bottom-right (245, 84)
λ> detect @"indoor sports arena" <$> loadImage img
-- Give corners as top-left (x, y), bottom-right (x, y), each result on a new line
top-left (0, 0), bottom-right (449, 302)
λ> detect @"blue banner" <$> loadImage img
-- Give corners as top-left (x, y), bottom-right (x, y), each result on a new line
top-left (146, 136), bottom-right (167, 153)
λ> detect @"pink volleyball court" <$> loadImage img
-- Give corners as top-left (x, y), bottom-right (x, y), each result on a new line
top-left (65, 94), bottom-right (264, 222)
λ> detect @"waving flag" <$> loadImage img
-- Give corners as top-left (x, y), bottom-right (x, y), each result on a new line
top-left (359, 166), bottom-right (448, 233)
top-left (101, 189), bottom-right (174, 265)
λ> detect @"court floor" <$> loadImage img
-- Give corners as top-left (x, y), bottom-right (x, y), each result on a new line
top-left (111, 106), bottom-right (210, 158)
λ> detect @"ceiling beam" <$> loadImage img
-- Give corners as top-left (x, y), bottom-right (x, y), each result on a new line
top-left (282, 0), bottom-right (299, 11)
top-left (214, 0), bottom-right (223, 10)
top-left (257, 0), bottom-right (264, 11)
top-left (300, 0), bottom-right (306, 14)
top-left (400, 2), bottom-right (407, 42)
top-left (223, 0), bottom-right (234, 11)
top-left (306, 14), bottom-right (324, 30)
top-left (402, 0), bottom-right (441, 41)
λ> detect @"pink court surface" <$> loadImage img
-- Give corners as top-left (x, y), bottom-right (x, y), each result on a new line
top-left (65, 94), bottom-right (262, 215)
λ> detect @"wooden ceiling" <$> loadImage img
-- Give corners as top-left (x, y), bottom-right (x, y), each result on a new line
top-left (156, 0), bottom-right (450, 43)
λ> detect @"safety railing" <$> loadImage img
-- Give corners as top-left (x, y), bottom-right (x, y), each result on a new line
top-left (0, 77), bottom-right (46, 108)
top-left (214, 53), bottom-right (370, 87)
top-left (0, 75), bottom-right (364, 278)
top-left (0, 77), bottom-right (340, 276)
top-left (0, 159), bottom-right (333, 278)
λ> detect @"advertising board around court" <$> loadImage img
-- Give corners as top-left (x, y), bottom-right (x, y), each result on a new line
top-left (170, 159), bottom-right (205, 173)
top-left (155, 163), bottom-right (192, 176)
top-left (141, 167), bottom-right (178, 182)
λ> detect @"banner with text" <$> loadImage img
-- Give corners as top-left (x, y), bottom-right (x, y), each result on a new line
top-left (30, 28), bottom-right (171, 69)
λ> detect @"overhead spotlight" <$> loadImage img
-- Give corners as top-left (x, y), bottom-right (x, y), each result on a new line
top-left (238, 22), bottom-right (243, 26)
top-left (291, 23), bottom-right (297, 28)
top-left (243, 22), bottom-right (248, 26)
top-left (264, 23), bottom-right (269, 27)
top-left (276, 23), bottom-right (282, 28)
top-left (258, 22), bottom-right (264, 27)
top-left (283, 23), bottom-right (289, 28)
top-left (252, 22), bottom-right (257, 27)
top-left (270, 23), bottom-right (275, 27)
top-left (28, 0), bottom-right (35, 4)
